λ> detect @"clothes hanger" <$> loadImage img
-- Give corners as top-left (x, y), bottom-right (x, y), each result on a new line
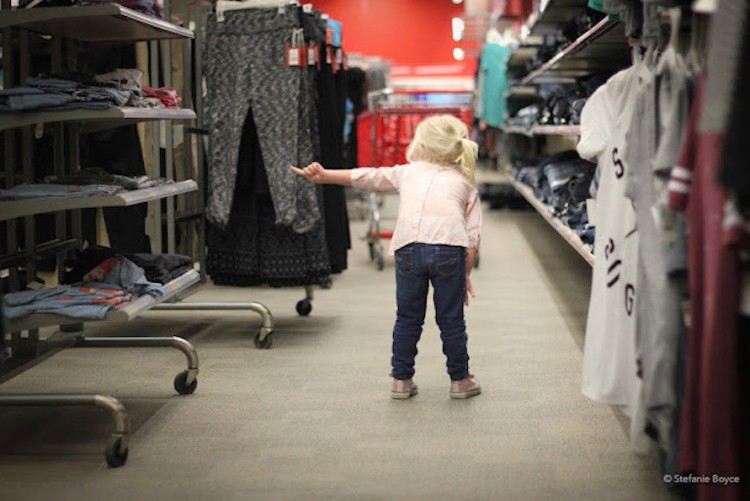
top-left (216, 0), bottom-right (299, 22)
top-left (685, 11), bottom-right (706, 75)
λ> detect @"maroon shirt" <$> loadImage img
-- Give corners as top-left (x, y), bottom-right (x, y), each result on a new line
top-left (668, 76), bottom-right (745, 501)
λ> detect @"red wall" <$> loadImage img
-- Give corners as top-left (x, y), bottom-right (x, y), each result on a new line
top-left (311, 0), bottom-right (474, 75)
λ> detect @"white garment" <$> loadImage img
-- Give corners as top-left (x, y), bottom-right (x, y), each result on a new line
top-left (577, 67), bottom-right (641, 414)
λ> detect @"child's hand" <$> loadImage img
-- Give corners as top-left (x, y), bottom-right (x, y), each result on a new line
top-left (465, 274), bottom-right (476, 306)
top-left (290, 162), bottom-right (327, 184)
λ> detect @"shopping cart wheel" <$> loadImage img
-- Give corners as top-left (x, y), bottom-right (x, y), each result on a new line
top-left (254, 331), bottom-right (273, 349)
top-left (174, 370), bottom-right (198, 395)
top-left (105, 435), bottom-right (128, 468)
top-left (376, 254), bottom-right (385, 271)
top-left (296, 299), bottom-right (312, 316)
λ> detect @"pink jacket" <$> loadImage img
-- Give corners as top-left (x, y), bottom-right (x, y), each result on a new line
top-left (351, 161), bottom-right (482, 255)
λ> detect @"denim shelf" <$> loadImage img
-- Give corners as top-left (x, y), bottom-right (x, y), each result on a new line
top-left (0, 4), bottom-right (194, 42)
top-left (528, 0), bottom-right (589, 35)
top-left (509, 178), bottom-right (594, 266)
top-left (0, 107), bottom-right (197, 133)
top-left (0, 179), bottom-right (197, 221)
top-left (0, 1), bottom-right (203, 469)
top-left (522, 17), bottom-right (628, 84)
top-left (7, 269), bottom-right (201, 332)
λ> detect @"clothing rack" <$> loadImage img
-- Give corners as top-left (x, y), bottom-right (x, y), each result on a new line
top-left (0, 0), bottom-right (205, 467)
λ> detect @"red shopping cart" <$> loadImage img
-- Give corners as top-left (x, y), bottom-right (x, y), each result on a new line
top-left (356, 89), bottom-right (474, 270)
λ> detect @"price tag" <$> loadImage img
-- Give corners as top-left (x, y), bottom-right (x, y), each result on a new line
top-left (307, 45), bottom-right (318, 66)
top-left (286, 47), bottom-right (304, 67)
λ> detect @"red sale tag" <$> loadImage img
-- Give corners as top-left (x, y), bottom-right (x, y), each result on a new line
top-left (286, 47), bottom-right (304, 67)
top-left (307, 45), bottom-right (317, 66)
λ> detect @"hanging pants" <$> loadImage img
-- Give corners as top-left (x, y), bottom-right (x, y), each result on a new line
top-left (205, 7), bottom-right (319, 233)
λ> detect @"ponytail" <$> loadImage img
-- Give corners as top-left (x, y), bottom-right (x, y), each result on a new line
top-left (456, 137), bottom-right (478, 184)
top-left (406, 114), bottom-right (479, 183)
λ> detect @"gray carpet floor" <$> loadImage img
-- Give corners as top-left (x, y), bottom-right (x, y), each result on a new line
top-left (0, 205), bottom-right (677, 500)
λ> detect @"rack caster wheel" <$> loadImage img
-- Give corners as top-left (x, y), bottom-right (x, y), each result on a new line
top-left (296, 299), bottom-right (312, 316)
top-left (254, 331), bottom-right (273, 349)
top-left (376, 254), bottom-right (385, 271)
top-left (174, 370), bottom-right (198, 395)
top-left (105, 435), bottom-right (128, 468)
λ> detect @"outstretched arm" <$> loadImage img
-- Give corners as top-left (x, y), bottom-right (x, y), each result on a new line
top-left (290, 162), bottom-right (352, 186)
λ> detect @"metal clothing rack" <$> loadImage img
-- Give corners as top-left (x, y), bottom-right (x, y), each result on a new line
top-left (152, 0), bottom-right (322, 343)
top-left (0, 1), bottom-right (204, 467)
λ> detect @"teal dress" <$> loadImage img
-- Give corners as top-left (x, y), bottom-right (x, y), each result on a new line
top-left (479, 42), bottom-right (512, 128)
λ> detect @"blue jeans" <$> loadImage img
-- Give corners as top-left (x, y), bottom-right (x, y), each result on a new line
top-left (392, 243), bottom-right (470, 381)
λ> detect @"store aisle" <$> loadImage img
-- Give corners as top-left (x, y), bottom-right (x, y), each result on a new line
top-left (0, 209), bottom-right (674, 500)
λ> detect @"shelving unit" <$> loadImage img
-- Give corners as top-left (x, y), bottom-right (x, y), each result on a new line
top-left (7, 269), bottom-right (201, 332)
top-left (522, 17), bottom-right (628, 84)
top-left (0, 4), bottom-right (194, 42)
top-left (530, 0), bottom-right (591, 35)
top-left (503, 124), bottom-right (580, 136)
top-left (510, 178), bottom-right (594, 266)
top-left (0, 107), bottom-right (196, 133)
top-left (0, 179), bottom-right (197, 221)
top-left (0, 3), bottom-right (206, 468)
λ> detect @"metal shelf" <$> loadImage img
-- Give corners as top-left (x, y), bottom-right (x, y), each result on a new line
top-left (0, 179), bottom-right (197, 221)
top-left (510, 178), bottom-right (594, 266)
top-left (522, 18), bottom-right (628, 84)
top-left (531, 0), bottom-right (591, 35)
top-left (0, 107), bottom-right (196, 133)
top-left (503, 124), bottom-right (580, 136)
top-left (0, 4), bottom-right (194, 42)
top-left (7, 269), bottom-right (201, 332)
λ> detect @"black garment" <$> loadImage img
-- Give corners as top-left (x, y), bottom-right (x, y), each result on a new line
top-left (740, 315), bottom-right (750, 500)
top-left (307, 11), bottom-right (350, 274)
top-left (79, 45), bottom-right (151, 254)
top-left (343, 67), bottom-right (366, 168)
top-left (206, 108), bottom-right (331, 287)
top-left (129, 253), bottom-right (192, 284)
top-left (0, 294), bottom-right (6, 370)
top-left (64, 244), bottom-right (192, 284)
top-left (80, 125), bottom-right (151, 254)
top-left (721, 19), bottom-right (750, 210)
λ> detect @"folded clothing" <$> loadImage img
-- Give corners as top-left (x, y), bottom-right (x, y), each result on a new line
top-left (2, 285), bottom-right (132, 320)
top-left (82, 256), bottom-right (163, 297)
top-left (65, 245), bottom-right (193, 285)
top-left (45, 167), bottom-right (171, 190)
top-left (0, 183), bottom-right (122, 200)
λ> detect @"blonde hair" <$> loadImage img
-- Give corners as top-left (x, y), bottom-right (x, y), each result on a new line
top-left (405, 114), bottom-right (478, 183)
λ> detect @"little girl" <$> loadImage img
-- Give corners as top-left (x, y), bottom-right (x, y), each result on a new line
top-left (291, 114), bottom-right (482, 400)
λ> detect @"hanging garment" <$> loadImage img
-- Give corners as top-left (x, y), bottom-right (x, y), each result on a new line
top-left (576, 67), bottom-right (641, 415)
top-left (716, 1), bottom-right (750, 208)
top-left (622, 51), bottom-right (691, 473)
top-left (302, 9), bottom-right (350, 273)
top-left (478, 42), bottom-right (511, 129)
top-left (204, 6), bottom-right (320, 233)
top-left (206, 107), bottom-right (331, 287)
top-left (667, 75), bottom-right (748, 501)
